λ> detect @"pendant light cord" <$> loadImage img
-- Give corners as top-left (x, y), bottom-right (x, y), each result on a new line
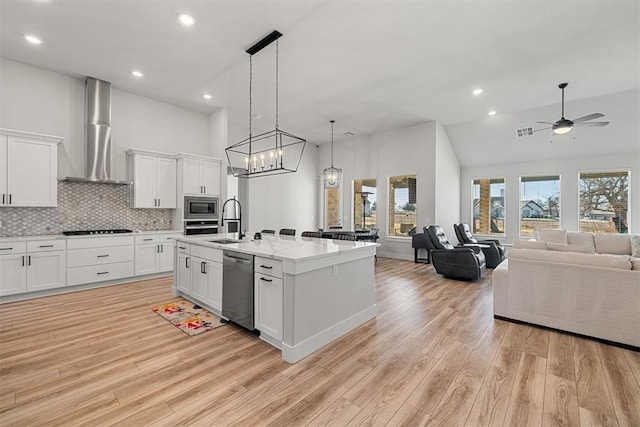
top-left (275, 38), bottom-right (279, 130)
top-left (330, 120), bottom-right (335, 167)
top-left (249, 55), bottom-right (253, 140)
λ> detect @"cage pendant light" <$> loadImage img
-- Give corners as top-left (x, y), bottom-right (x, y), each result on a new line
top-left (323, 120), bottom-right (343, 189)
top-left (225, 30), bottom-right (306, 178)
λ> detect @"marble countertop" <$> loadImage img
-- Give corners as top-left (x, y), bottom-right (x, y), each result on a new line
top-left (0, 229), bottom-right (183, 243)
top-left (176, 233), bottom-right (379, 262)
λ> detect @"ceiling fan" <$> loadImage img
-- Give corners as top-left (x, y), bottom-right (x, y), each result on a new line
top-left (536, 82), bottom-right (609, 135)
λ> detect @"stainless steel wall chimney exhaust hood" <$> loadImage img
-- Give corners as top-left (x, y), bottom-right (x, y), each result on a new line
top-left (64, 77), bottom-right (130, 185)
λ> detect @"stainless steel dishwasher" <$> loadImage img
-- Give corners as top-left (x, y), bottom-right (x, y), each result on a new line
top-left (222, 250), bottom-right (255, 330)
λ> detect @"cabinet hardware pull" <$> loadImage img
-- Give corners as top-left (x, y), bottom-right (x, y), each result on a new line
top-left (9, 194), bottom-right (11, 204)
top-left (260, 277), bottom-right (273, 282)
top-left (143, 238), bottom-right (153, 241)
top-left (158, 198), bottom-right (160, 206)
top-left (2, 194), bottom-right (4, 204)
top-left (0, 247), bottom-right (12, 251)
top-left (28, 255), bottom-right (31, 266)
top-left (160, 245), bottom-right (164, 253)
top-left (39, 245), bottom-right (54, 248)
top-left (179, 246), bottom-right (186, 249)
top-left (201, 261), bottom-right (206, 274)
top-left (186, 257), bottom-right (190, 268)
top-left (203, 186), bottom-right (206, 193)
top-left (97, 271), bottom-right (109, 275)
top-left (22, 255), bottom-right (25, 266)
top-left (260, 265), bottom-right (273, 269)
top-left (97, 254), bottom-right (109, 258)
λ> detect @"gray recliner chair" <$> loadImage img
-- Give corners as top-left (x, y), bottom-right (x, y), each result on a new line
top-left (426, 225), bottom-right (486, 281)
top-left (454, 223), bottom-right (505, 268)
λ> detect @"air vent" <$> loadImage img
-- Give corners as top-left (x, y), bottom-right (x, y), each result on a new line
top-left (343, 131), bottom-right (355, 137)
top-left (516, 127), bottom-right (535, 138)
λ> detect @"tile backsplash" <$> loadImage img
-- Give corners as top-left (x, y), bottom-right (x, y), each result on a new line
top-left (0, 181), bottom-right (173, 237)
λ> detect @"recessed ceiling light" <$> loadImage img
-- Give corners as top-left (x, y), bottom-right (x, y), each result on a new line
top-left (131, 70), bottom-right (144, 78)
top-left (473, 88), bottom-right (484, 96)
top-left (24, 34), bottom-right (42, 45)
top-left (178, 13), bottom-right (195, 26)
top-left (488, 110), bottom-right (497, 116)
top-left (203, 94), bottom-right (212, 100)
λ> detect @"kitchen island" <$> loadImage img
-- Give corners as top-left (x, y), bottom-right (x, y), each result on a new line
top-left (173, 233), bottom-right (378, 363)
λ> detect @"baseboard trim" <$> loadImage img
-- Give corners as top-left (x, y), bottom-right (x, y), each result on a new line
top-left (494, 315), bottom-right (640, 352)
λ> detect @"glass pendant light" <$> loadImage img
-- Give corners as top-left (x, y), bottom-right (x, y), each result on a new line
top-left (322, 120), bottom-right (343, 189)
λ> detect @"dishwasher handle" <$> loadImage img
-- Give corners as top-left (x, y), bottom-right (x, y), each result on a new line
top-left (223, 254), bottom-right (253, 265)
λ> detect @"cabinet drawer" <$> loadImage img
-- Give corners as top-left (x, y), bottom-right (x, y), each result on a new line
top-left (191, 245), bottom-right (222, 263)
top-left (255, 256), bottom-right (283, 278)
top-left (0, 242), bottom-right (27, 255)
top-left (160, 233), bottom-right (182, 242)
top-left (67, 236), bottom-right (134, 250)
top-left (67, 262), bottom-right (134, 286)
top-left (26, 240), bottom-right (66, 252)
top-left (68, 245), bottom-right (134, 267)
top-left (255, 273), bottom-right (283, 288)
top-left (176, 243), bottom-right (190, 254)
top-left (135, 235), bottom-right (159, 244)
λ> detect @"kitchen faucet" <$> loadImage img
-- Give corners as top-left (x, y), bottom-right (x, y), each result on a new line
top-left (221, 197), bottom-right (244, 239)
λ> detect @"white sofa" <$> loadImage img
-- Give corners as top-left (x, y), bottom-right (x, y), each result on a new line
top-left (493, 230), bottom-right (640, 349)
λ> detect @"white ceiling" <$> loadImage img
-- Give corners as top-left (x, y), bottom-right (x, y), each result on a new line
top-left (1, 0), bottom-right (639, 145)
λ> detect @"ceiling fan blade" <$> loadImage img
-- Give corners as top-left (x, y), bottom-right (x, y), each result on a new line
top-left (572, 113), bottom-right (604, 123)
top-left (534, 127), bottom-right (552, 132)
top-left (575, 121), bottom-right (609, 127)
top-left (536, 121), bottom-right (553, 124)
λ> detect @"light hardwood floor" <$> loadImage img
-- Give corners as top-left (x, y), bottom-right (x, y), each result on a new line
top-left (1, 258), bottom-right (639, 426)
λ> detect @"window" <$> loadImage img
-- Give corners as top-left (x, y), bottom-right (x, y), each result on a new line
top-left (472, 178), bottom-right (505, 235)
top-left (354, 179), bottom-right (377, 230)
top-left (325, 188), bottom-right (341, 229)
top-left (579, 171), bottom-right (629, 234)
top-left (519, 175), bottom-right (561, 237)
top-left (388, 174), bottom-right (416, 236)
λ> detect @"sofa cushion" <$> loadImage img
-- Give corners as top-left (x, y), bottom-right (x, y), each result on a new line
top-left (567, 231), bottom-right (595, 248)
top-left (632, 257), bottom-right (640, 271)
top-left (509, 248), bottom-right (632, 270)
top-left (534, 228), bottom-right (567, 244)
top-left (513, 239), bottom-right (548, 250)
top-left (546, 242), bottom-right (596, 254)
top-left (594, 234), bottom-right (632, 255)
top-left (631, 235), bottom-right (640, 257)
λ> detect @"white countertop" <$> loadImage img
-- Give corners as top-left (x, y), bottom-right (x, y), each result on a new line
top-left (0, 229), bottom-right (183, 243)
top-left (176, 233), bottom-right (379, 262)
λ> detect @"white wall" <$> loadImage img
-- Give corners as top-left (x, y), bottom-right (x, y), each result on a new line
top-left (318, 121), bottom-right (460, 260)
top-left (434, 122), bottom-right (461, 238)
top-left (0, 58), bottom-right (211, 181)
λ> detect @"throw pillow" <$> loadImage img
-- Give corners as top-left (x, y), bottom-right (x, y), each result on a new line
top-left (567, 231), bottom-right (595, 247)
top-left (631, 235), bottom-right (640, 257)
top-left (546, 242), bottom-right (596, 254)
top-left (594, 234), bottom-right (632, 255)
top-left (513, 239), bottom-right (548, 250)
top-left (534, 228), bottom-right (568, 244)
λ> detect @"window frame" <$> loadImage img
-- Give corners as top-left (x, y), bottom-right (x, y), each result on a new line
top-left (577, 169), bottom-right (630, 234)
top-left (518, 174), bottom-right (562, 238)
top-left (470, 176), bottom-right (506, 237)
top-left (386, 173), bottom-right (417, 239)
top-left (352, 178), bottom-right (377, 231)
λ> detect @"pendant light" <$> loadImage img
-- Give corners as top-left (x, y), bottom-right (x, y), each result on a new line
top-left (226, 30), bottom-right (306, 178)
top-left (322, 120), bottom-right (343, 189)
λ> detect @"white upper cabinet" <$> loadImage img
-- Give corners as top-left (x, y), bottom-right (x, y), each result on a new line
top-left (178, 155), bottom-right (221, 196)
top-left (0, 129), bottom-right (62, 207)
top-left (127, 149), bottom-right (177, 209)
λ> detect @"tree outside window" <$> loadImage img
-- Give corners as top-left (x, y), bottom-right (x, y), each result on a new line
top-left (519, 175), bottom-right (561, 237)
top-left (472, 178), bottom-right (505, 235)
top-left (388, 175), bottom-right (416, 236)
top-left (579, 171), bottom-right (629, 234)
top-left (354, 179), bottom-right (377, 230)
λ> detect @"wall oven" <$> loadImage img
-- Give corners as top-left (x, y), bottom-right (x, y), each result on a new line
top-left (184, 220), bottom-right (219, 235)
top-left (184, 196), bottom-right (219, 220)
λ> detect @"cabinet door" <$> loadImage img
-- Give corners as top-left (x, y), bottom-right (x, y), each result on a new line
top-left (158, 242), bottom-right (175, 272)
top-left (132, 155), bottom-right (157, 208)
top-left (182, 158), bottom-right (203, 195)
top-left (135, 244), bottom-right (159, 275)
top-left (256, 274), bottom-right (283, 340)
top-left (6, 137), bottom-right (57, 207)
top-left (0, 254), bottom-right (27, 296)
top-left (177, 253), bottom-right (191, 292)
top-left (26, 251), bottom-right (66, 291)
top-left (206, 261), bottom-right (223, 311)
top-left (156, 157), bottom-right (177, 208)
top-left (190, 257), bottom-right (208, 302)
top-left (201, 160), bottom-right (221, 196)
top-left (0, 136), bottom-right (7, 200)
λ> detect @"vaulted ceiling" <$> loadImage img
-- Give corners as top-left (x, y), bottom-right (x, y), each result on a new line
top-left (1, 0), bottom-right (638, 148)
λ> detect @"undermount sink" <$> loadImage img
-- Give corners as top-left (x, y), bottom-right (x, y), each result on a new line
top-left (208, 239), bottom-right (242, 245)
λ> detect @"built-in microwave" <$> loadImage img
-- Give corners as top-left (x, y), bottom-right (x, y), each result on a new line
top-left (184, 196), bottom-right (219, 220)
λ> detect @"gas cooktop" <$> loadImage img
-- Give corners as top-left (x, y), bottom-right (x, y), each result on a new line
top-left (62, 229), bottom-right (133, 236)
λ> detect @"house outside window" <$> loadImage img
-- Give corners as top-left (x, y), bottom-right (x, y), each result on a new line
top-left (354, 179), bottom-right (377, 230)
top-left (472, 178), bottom-right (505, 235)
top-left (579, 171), bottom-right (629, 234)
top-left (388, 174), bottom-right (416, 236)
top-left (520, 175), bottom-right (561, 237)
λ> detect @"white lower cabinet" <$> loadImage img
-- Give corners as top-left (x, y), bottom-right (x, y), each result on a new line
top-left (254, 256), bottom-right (283, 341)
top-left (67, 236), bottom-right (134, 286)
top-left (177, 252), bottom-right (192, 293)
top-left (175, 244), bottom-right (222, 313)
top-left (134, 233), bottom-right (180, 276)
top-left (0, 240), bottom-right (66, 296)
